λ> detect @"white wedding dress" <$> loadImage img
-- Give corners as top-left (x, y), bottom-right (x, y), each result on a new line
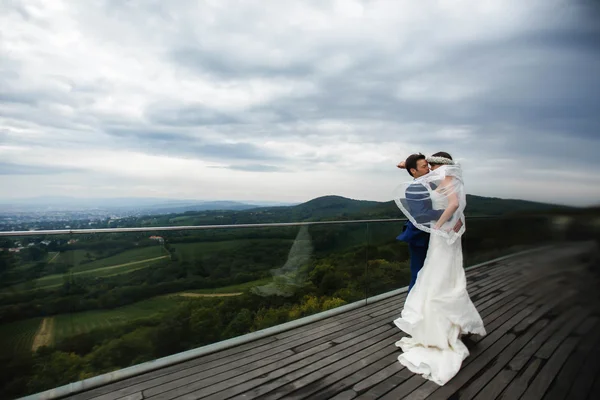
top-left (393, 189), bottom-right (486, 386)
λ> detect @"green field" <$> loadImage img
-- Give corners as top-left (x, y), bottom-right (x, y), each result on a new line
top-left (0, 296), bottom-right (184, 355)
top-left (5, 247), bottom-right (169, 292)
top-left (52, 296), bottom-right (182, 344)
top-left (179, 277), bottom-right (273, 295)
top-left (0, 317), bottom-right (44, 355)
top-left (57, 246), bottom-right (167, 272)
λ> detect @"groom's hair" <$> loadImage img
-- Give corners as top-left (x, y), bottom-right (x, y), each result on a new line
top-left (405, 153), bottom-right (426, 177)
top-left (429, 152), bottom-right (453, 165)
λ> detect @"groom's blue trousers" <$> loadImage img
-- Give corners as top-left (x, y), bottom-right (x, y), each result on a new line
top-left (408, 243), bottom-right (428, 293)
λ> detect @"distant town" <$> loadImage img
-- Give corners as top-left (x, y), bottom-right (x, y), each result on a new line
top-left (0, 197), bottom-right (295, 232)
top-left (0, 210), bottom-right (143, 232)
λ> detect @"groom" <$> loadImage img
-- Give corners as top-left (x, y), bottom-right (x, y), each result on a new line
top-left (396, 153), bottom-right (445, 292)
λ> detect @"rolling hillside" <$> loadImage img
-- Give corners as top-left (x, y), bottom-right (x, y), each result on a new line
top-left (125, 194), bottom-right (575, 228)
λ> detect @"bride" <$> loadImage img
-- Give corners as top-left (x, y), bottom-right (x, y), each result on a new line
top-left (393, 152), bottom-right (486, 386)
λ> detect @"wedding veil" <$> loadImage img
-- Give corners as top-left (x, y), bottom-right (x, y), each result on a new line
top-left (393, 164), bottom-right (467, 244)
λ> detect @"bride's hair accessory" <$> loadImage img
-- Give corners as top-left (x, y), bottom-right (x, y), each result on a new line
top-left (426, 156), bottom-right (455, 165)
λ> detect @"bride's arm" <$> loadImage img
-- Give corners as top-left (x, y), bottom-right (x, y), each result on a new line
top-left (434, 177), bottom-right (459, 229)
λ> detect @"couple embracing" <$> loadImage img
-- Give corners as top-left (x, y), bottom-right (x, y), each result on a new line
top-left (392, 152), bottom-right (486, 386)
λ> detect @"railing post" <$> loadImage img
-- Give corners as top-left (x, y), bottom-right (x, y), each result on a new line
top-left (365, 222), bottom-right (369, 305)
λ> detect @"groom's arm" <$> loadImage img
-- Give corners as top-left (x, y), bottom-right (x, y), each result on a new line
top-left (406, 184), bottom-right (444, 225)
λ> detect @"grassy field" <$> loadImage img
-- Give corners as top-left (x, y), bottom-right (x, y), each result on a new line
top-left (41, 258), bottom-right (167, 288)
top-left (6, 254), bottom-right (170, 292)
top-left (175, 277), bottom-right (273, 295)
top-left (52, 296), bottom-right (182, 344)
top-left (0, 317), bottom-right (44, 355)
top-left (57, 246), bottom-right (168, 272)
top-left (0, 296), bottom-right (184, 355)
top-left (52, 249), bottom-right (88, 268)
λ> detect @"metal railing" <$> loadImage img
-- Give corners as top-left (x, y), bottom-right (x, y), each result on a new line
top-left (0, 216), bottom-right (506, 236)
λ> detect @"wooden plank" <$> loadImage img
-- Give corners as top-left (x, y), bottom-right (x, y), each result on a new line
top-left (472, 305), bottom-right (581, 400)
top-left (512, 290), bottom-right (577, 334)
top-left (352, 361), bottom-right (404, 394)
top-left (378, 374), bottom-right (430, 400)
top-left (476, 295), bottom-right (529, 333)
top-left (354, 369), bottom-right (416, 400)
top-left (543, 320), bottom-right (600, 400)
top-left (172, 328), bottom-right (397, 400)
top-left (457, 319), bottom-right (550, 400)
top-left (472, 369), bottom-right (517, 400)
top-left (418, 333), bottom-right (517, 400)
top-left (565, 331), bottom-right (600, 399)
top-left (469, 272), bottom-right (524, 301)
top-left (468, 264), bottom-right (525, 295)
top-left (144, 341), bottom-right (332, 400)
top-left (328, 390), bottom-right (357, 400)
top-left (475, 274), bottom-right (556, 315)
top-left (535, 309), bottom-right (591, 359)
top-left (91, 348), bottom-right (298, 400)
top-left (291, 316), bottom-right (391, 354)
top-left (232, 331), bottom-right (398, 400)
top-left (309, 356), bottom-right (398, 400)
top-left (586, 359), bottom-right (600, 400)
top-left (508, 307), bottom-right (583, 372)
top-left (368, 298), bottom-right (405, 318)
top-left (474, 283), bottom-right (558, 345)
top-left (497, 357), bottom-right (544, 400)
top-left (256, 335), bottom-right (400, 400)
top-left (520, 337), bottom-right (581, 400)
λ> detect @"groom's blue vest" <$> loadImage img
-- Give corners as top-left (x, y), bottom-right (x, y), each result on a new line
top-left (396, 182), bottom-right (444, 247)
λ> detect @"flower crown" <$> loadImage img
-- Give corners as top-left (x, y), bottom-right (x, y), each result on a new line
top-left (426, 156), bottom-right (455, 165)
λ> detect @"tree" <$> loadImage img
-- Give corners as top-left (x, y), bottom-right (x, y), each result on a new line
top-left (0, 250), bottom-right (17, 278)
top-left (189, 306), bottom-right (223, 345)
top-left (223, 308), bottom-right (254, 339)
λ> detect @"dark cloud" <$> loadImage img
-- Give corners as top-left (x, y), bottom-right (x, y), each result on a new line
top-left (170, 47), bottom-right (315, 79)
top-left (103, 126), bottom-right (281, 161)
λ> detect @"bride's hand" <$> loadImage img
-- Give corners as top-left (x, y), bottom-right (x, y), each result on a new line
top-left (433, 223), bottom-right (451, 232)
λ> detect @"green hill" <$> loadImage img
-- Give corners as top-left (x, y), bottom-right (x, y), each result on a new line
top-left (347, 194), bottom-right (573, 220)
top-left (123, 194), bottom-right (576, 228)
top-left (280, 195), bottom-right (381, 221)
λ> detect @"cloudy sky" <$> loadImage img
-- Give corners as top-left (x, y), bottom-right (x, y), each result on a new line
top-left (1, 0), bottom-right (599, 206)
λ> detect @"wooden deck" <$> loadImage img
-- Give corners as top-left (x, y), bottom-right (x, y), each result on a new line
top-left (63, 242), bottom-right (600, 400)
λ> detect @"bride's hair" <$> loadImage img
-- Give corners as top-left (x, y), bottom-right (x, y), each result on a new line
top-left (428, 151), bottom-right (453, 166)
